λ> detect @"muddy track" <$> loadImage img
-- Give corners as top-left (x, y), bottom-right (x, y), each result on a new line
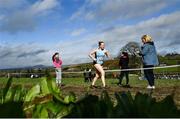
top-left (1, 83), bottom-right (179, 108)
top-left (61, 85), bottom-right (180, 108)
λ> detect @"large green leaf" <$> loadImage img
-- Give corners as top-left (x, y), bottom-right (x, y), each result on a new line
top-left (99, 90), bottom-right (114, 117)
top-left (46, 74), bottom-right (65, 103)
top-left (2, 77), bottom-right (13, 102)
top-left (149, 95), bottom-right (180, 118)
top-left (134, 92), bottom-right (156, 117)
top-left (64, 92), bottom-right (76, 103)
top-left (9, 85), bottom-right (23, 102)
top-left (65, 94), bottom-right (101, 118)
top-left (8, 89), bottom-right (16, 102)
top-left (14, 86), bottom-right (25, 102)
top-left (32, 104), bottom-right (48, 118)
top-left (114, 91), bottom-right (135, 117)
top-left (56, 103), bottom-right (74, 118)
top-left (24, 85), bottom-right (40, 102)
top-left (44, 101), bottom-right (62, 117)
top-left (40, 78), bottom-right (50, 94)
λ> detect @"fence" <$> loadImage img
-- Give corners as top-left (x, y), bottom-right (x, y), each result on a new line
top-left (0, 65), bottom-right (179, 79)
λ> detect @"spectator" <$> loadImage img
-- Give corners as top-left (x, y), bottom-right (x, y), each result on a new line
top-left (118, 52), bottom-right (130, 87)
top-left (139, 35), bottom-right (159, 89)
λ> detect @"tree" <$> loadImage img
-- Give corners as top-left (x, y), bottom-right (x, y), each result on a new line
top-left (119, 42), bottom-right (140, 57)
top-left (117, 42), bottom-right (142, 75)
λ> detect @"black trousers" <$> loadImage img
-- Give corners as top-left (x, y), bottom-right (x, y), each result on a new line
top-left (118, 70), bottom-right (129, 85)
top-left (84, 77), bottom-right (92, 82)
top-left (143, 65), bottom-right (154, 86)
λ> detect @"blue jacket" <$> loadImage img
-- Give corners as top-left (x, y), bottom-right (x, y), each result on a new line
top-left (141, 42), bottom-right (159, 66)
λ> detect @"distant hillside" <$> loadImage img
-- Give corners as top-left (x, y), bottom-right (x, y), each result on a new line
top-left (0, 54), bottom-right (179, 74)
top-left (62, 55), bottom-right (180, 73)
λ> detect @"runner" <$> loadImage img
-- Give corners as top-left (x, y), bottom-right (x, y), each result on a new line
top-left (89, 41), bottom-right (111, 88)
top-left (52, 52), bottom-right (63, 87)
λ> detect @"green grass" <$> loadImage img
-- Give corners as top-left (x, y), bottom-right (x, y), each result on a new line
top-left (154, 67), bottom-right (180, 73)
top-left (0, 75), bottom-right (180, 89)
top-left (62, 77), bottom-right (180, 88)
top-left (0, 77), bottom-right (43, 88)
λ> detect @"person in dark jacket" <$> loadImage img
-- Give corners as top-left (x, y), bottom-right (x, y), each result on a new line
top-left (118, 51), bottom-right (130, 87)
top-left (83, 68), bottom-right (92, 82)
top-left (140, 35), bottom-right (159, 89)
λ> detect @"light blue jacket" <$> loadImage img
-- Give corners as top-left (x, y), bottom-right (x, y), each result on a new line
top-left (141, 42), bottom-right (159, 66)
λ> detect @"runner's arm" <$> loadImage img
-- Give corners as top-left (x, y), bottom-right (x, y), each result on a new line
top-left (105, 50), bottom-right (113, 60)
top-left (89, 49), bottom-right (97, 61)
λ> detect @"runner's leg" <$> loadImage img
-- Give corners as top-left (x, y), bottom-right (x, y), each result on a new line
top-left (94, 64), bottom-right (105, 87)
top-left (92, 66), bottom-right (100, 86)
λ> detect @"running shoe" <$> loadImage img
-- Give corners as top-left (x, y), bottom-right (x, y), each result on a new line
top-left (90, 85), bottom-right (97, 89)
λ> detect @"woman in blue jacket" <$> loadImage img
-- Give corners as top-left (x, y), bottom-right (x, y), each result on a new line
top-left (140, 35), bottom-right (159, 89)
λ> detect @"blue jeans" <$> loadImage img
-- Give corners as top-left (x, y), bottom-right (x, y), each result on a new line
top-left (143, 65), bottom-right (154, 86)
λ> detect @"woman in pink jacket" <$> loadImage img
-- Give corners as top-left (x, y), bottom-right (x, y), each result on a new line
top-left (52, 52), bottom-right (63, 87)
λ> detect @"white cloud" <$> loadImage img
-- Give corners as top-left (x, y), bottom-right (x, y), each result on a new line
top-left (0, 0), bottom-right (59, 33)
top-left (70, 0), bottom-right (176, 21)
top-left (30, 0), bottom-right (58, 15)
top-left (0, 1), bottom-right (180, 68)
top-left (0, 43), bottom-right (51, 69)
top-left (59, 11), bottom-right (180, 65)
top-left (70, 28), bottom-right (87, 36)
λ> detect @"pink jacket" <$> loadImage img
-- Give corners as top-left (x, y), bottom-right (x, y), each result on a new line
top-left (53, 58), bottom-right (62, 68)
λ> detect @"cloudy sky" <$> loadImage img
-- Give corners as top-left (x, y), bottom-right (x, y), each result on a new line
top-left (0, 0), bottom-right (180, 69)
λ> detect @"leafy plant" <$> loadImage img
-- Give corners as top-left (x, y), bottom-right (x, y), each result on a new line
top-left (0, 77), bottom-right (25, 117)
top-left (0, 74), bottom-right (180, 118)
top-left (23, 72), bottom-right (76, 118)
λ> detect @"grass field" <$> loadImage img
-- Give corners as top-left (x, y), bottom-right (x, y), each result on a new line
top-left (0, 75), bottom-right (180, 88)
top-left (0, 75), bottom-right (180, 108)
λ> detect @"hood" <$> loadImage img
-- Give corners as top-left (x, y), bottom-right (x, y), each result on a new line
top-left (146, 42), bottom-right (154, 45)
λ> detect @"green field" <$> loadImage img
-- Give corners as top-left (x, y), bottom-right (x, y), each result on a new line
top-left (0, 75), bottom-right (180, 88)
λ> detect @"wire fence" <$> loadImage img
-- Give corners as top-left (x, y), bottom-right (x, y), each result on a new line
top-left (0, 65), bottom-right (179, 79)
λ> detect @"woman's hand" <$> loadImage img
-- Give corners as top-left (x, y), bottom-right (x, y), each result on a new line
top-left (105, 51), bottom-right (113, 60)
top-left (93, 58), bottom-right (97, 61)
